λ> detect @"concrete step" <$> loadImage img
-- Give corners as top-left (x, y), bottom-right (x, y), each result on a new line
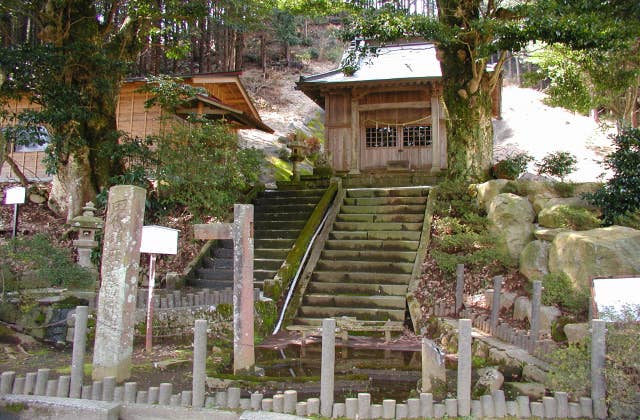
top-left (343, 196), bottom-right (427, 206)
top-left (202, 257), bottom-right (233, 269)
top-left (254, 219), bottom-right (307, 229)
top-left (254, 269), bottom-right (277, 282)
top-left (212, 248), bottom-right (233, 258)
top-left (195, 268), bottom-right (233, 281)
top-left (255, 195), bottom-right (322, 205)
top-left (311, 271), bottom-right (411, 285)
top-left (255, 229), bottom-right (300, 240)
top-left (261, 189), bottom-right (325, 198)
top-left (307, 281), bottom-right (409, 296)
top-left (332, 221), bottom-right (423, 232)
top-left (329, 230), bottom-right (421, 241)
top-left (296, 305), bottom-right (405, 322)
top-left (255, 238), bottom-right (296, 249)
top-left (336, 213), bottom-right (425, 223)
top-left (324, 239), bottom-right (419, 252)
top-left (346, 187), bottom-right (430, 198)
top-left (303, 294), bottom-right (406, 309)
top-left (321, 249), bottom-right (416, 262)
top-left (255, 203), bottom-right (317, 214)
top-left (316, 260), bottom-right (413, 274)
top-left (254, 258), bottom-right (283, 271)
top-left (188, 278), bottom-right (234, 290)
top-left (340, 204), bottom-right (425, 214)
top-left (255, 248), bottom-right (290, 259)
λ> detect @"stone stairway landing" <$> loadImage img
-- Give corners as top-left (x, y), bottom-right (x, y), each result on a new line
top-left (294, 186), bottom-right (429, 327)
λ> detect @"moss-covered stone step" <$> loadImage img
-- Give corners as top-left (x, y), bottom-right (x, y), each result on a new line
top-left (320, 249), bottom-right (416, 262)
top-left (324, 239), bottom-right (420, 251)
top-left (303, 294), bottom-right (406, 309)
top-left (255, 203), bottom-right (318, 214)
top-left (212, 247), bottom-right (233, 258)
top-left (254, 238), bottom-right (296, 249)
top-left (311, 271), bottom-right (411, 285)
top-left (296, 305), bottom-right (405, 321)
top-left (255, 195), bottom-right (322, 205)
top-left (189, 278), bottom-right (234, 290)
top-left (340, 204), bottom-right (425, 214)
top-left (335, 213), bottom-right (425, 223)
top-left (329, 230), bottom-right (421, 241)
top-left (202, 257), bottom-right (233, 269)
top-left (343, 196), bottom-right (427, 206)
top-left (254, 229), bottom-right (300, 240)
top-left (346, 187), bottom-right (430, 198)
top-left (332, 221), bottom-right (423, 232)
top-left (316, 259), bottom-right (413, 274)
top-left (307, 281), bottom-right (409, 296)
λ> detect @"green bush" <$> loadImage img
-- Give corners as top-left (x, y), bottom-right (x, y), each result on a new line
top-left (544, 205), bottom-right (601, 230)
top-left (606, 315), bottom-right (640, 418)
top-left (612, 209), bottom-right (640, 229)
top-left (491, 152), bottom-right (534, 180)
top-left (155, 122), bottom-right (263, 220)
top-left (536, 151), bottom-right (577, 181)
top-left (0, 234), bottom-right (95, 290)
top-left (586, 128), bottom-right (640, 225)
top-left (546, 343), bottom-right (591, 400)
top-left (501, 180), bottom-right (534, 197)
top-left (433, 179), bottom-right (483, 218)
top-left (551, 181), bottom-right (576, 197)
top-left (541, 272), bottom-right (589, 318)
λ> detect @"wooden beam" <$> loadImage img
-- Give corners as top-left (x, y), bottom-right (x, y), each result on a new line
top-left (357, 101), bottom-right (430, 112)
top-left (193, 223), bottom-right (233, 240)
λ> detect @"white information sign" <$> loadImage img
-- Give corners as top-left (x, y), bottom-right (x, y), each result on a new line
top-left (4, 186), bottom-right (26, 205)
top-left (592, 277), bottom-right (640, 321)
top-left (140, 225), bottom-right (179, 255)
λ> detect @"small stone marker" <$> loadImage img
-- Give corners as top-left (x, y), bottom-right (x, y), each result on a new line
top-left (70, 306), bottom-right (89, 398)
top-left (490, 276), bottom-right (502, 334)
top-left (321, 318), bottom-right (336, 417)
top-left (457, 319), bottom-right (472, 416)
top-left (530, 280), bottom-right (542, 343)
top-left (194, 204), bottom-right (255, 374)
top-left (422, 338), bottom-right (445, 393)
top-left (192, 319), bottom-right (207, 408)
top-left (455, 263), bottom-right (465, 314)
top-left (92, 185), bottom-right (146, 382)
top-left (591, 319), bottom-right (607, 419)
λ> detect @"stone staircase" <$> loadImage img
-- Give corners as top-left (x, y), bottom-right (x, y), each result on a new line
top-left (293, 186), bottom-right (430, 326)
top-left (188, 186), bottom-right (326, 290)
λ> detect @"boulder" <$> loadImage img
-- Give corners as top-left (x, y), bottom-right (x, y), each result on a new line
top-left (484, 290), bottom-right (518, 311)
top-left (534, 228), bottom-right (570, 242)
top-left (476, 179), bottom-right (509, 212)
top-left (564, 323), bottom-right (590, 345)
top-left (522, 364), bottom-right (547, 384)
top-left (548, 226), bottom-right (640, 290)
top-left (545, 196), bottom-right (597, 211)
top-left (572, 182), bottom-right (602, 195)
top-left (513, 296), bottom-right (531, 322)
top-left (539, 306), bottom-right (562, 332)
top-left (519, 240), bottom-right (550, 281)
top-left (488, 193), bottom-right (536, 258)
top-left (474, 367), bottom-right (504, 395)
top-left (504, 382), bottom-right (546, 400)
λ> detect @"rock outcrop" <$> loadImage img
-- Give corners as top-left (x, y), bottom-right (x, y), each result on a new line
top-left (488, 193), bottom-right (535, 259)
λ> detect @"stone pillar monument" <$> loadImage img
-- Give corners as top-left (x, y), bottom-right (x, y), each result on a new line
top-left (92, 185), bottom-right (146, 382)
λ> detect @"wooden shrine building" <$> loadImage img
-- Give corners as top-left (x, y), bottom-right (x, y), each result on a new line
top-left (297, 42), bottom-right (447, 177)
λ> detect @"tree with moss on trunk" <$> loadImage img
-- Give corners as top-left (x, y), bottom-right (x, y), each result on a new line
top-left (340, 0), bottom-right (639, 180)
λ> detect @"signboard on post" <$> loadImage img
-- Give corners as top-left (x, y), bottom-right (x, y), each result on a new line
top-left (4, 186), bottom-right (27, 238)
top-left (592, 276), bottom-right (640, 321)
top-left (140, 225), bottom-right (179, 352)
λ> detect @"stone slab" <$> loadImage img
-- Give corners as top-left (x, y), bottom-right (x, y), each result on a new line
top-left (0, 394), bottom-right (120, 420)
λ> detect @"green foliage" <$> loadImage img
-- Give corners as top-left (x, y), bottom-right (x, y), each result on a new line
top-left (0, 234), bottom-right (94, 290)
top-left (155, 121), bottom-right (263, 220)
top-left (535, 151), bottom-right (577, 182)
top-left (432, 179), bottom-right (484, 219)
top-left (551, 181), bottom-right (576, 198)
top-left (606, 319), bottom-right (640, 418)
top-left (546, 343), bottom-right (591, 401)
top-left (585, 128), bottom-right (640, 225)
top-left (541, 272), bottom-right (589, 318)
top-left (501, 180), bottom-right (535, 197)
top-left (491, 153), bottom-right (534, 180)
top-left (550, 205), bottom-right (601, 230)
top-left (254, 300), bottom-right (278, 340)
top-left (612, 209), bottom-right (640, 230)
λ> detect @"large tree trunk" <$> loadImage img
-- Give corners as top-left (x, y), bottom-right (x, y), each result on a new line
top-left (49, 148), bottom-right (96, 221)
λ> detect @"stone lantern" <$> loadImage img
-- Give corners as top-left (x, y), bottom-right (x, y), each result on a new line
top-left (70, 202), bottom-right (104, 270)
top-left (287, 136), bottom-right (309, 182)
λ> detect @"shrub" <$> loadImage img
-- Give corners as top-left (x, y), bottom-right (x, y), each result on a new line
top-left (0, 235), bottom-right (95, 290)
top-left (546, 343), bottom-right (591, 400)
top-left (501, 180), bottom-right (534, 197)
top-left (491, 152), bottom-right (534, 180)
top-left (543, 205), bottom-right (601, 230)
top-left (541, 272), bottom-right (589, 318)
top-left (432, 179), bottom-right (483, 218)
top-left (551, 181), bottom-right (576, 197)
top-left (606, 312), bottom-right (640, 418)
top-left (612, 209), bottom-right (640, 230)
top-left (585, 128), bottom-right (640, 225)
top-left (536, 151), bottom-right (577, 182)
top-left (155, 122), bottom-right (263, 220)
